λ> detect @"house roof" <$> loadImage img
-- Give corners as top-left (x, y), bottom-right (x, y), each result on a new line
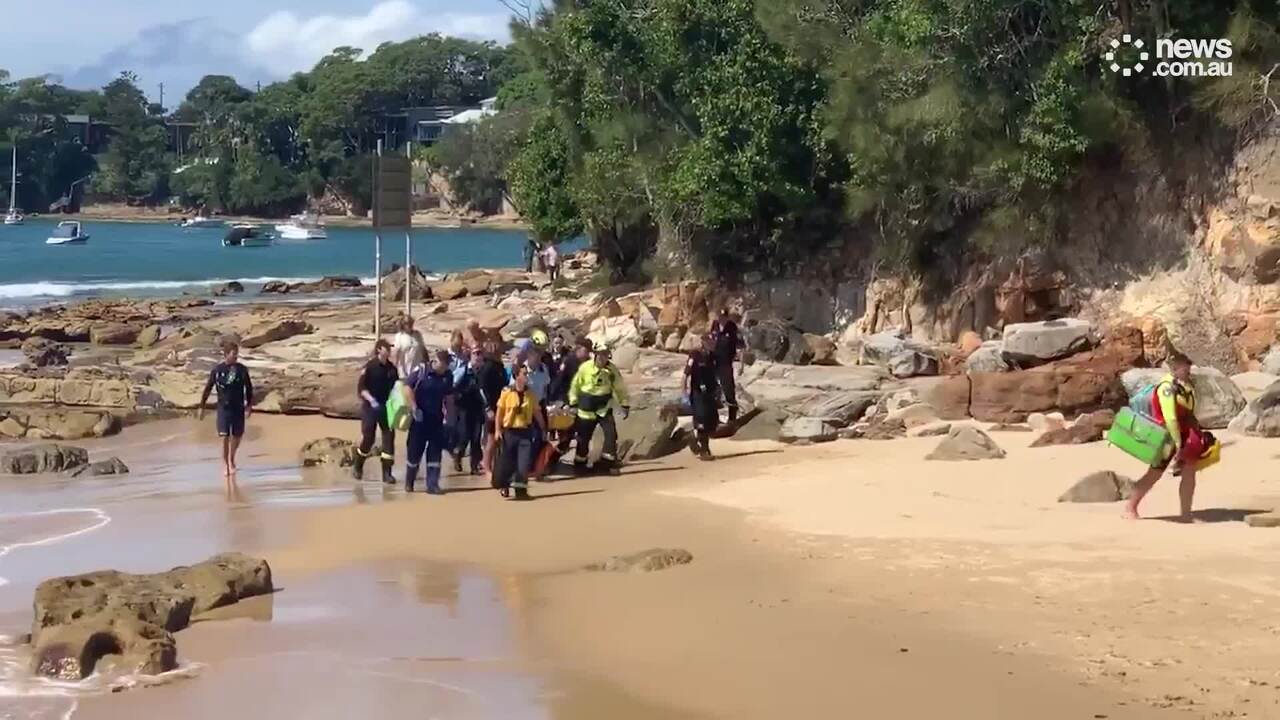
top-left (442, 108), bottom-right (498, 125)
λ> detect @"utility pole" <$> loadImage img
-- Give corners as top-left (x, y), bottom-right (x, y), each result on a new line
top-left (158, 83), bottom-right (164, 113)
top-left (405, 140), bottom-right (413, 318)
top-left (374, 139), bottom-right (384, 340)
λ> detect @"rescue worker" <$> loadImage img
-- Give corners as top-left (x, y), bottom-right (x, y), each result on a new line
top-left (683, 333), bottom-right (721, 460)
top-left (568, 342), bottom-right (630, 475)
top-left (353, 339), bottom-right (398, 483)
top-left (403, 349), bottom-right (455, 494)
top-left (495, 365), bottom-right (545, 500)
top-left (1123, 352), bottom-right (1203, 522)
top-left (709, 308), bottom-right (745, 424)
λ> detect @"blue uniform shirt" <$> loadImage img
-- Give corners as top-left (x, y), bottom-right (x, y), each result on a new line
top-left (407, 368), bottom-right (454, 423)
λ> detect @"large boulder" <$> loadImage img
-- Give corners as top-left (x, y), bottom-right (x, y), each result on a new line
top-left (1228, 380), bottom-right (1280, 437)
top-left (1232, 371), bottom-right (1279, 402)
top-left (965, 341), bottom-right (1009, 373)
top-left (1030, 409), bottom-right (1115, 447)
top-left (587, 315), bottom-right (641, 349)
top-left (430, 279), bottom-right (469, 301)
top-left (240, 318), bottom-right (314, 349)
top-left (30, 553), bottom-right (272, 679)
top-left (1120, 367), bottom-right (1246, 429)
top-left (1001, 318), bottom-right (1094, 366)
top-left (746, 320), bottom-right (794, 363)
top-left (381, 265), bottom-right (433, 302)
top-left (790, 390), bottom-right (879, 427)
top-left (0, 408), bottom-right (120, 440)
top-left (888, 349), bottom-right (939, 378)
top-left (619, 406), bottom-right (684, 460)
top-left (90, 323), bottom-right (142, 346)
top-left (732, 406), bottom-right (788, 441)
top-left (804, 334), bottom-right (838, 366)
top-left (21, 337), bottom-right (69, 367)
top-left (260, 280), bottom-right (290, 294)
top-left (857, 328), bottom-right (938, 377)
top-left (70, 457), bottom-right (130, 477)
top-left (1058, 471), bottom-right (1135, 503)
top-left (968, 368), bottom-right (1125, 423)
top-left (925, 427), bottom-right (1006, 461)
top-left (1, 443), bottom-right (89, 474)
top-left (780, 417), bottom-right (838, 443)
top-left (300, 437), bottom-right (357, 467)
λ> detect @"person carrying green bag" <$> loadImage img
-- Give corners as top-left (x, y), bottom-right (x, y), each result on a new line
top-left (354, 339), bottom-right (399, 484)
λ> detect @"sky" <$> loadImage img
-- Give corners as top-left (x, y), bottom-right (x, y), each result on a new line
top-left (1, 0), bottom-right (519, 106)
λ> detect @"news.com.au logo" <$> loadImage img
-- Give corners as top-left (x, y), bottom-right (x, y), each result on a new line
top-left (1105, 34), bottom-right (1233, 77)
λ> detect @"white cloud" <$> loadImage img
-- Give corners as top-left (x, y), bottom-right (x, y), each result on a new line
top-left (244, 0), bottom-right (511, 77)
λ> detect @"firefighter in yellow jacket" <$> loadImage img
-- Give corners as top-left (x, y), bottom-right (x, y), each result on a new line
top-left (568, 342), bottom-right (630, 475)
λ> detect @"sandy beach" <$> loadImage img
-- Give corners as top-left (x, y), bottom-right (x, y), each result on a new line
top-left (7, 407), bottom-right (1279, 719)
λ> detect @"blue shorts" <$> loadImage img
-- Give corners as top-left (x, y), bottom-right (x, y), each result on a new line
top-left (216, 406), bottom-right (245, 437)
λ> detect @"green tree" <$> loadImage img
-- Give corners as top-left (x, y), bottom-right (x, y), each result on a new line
top-left (96, 72), bottom-right (170, 201)
top-left (507, 110), bottom-right (582, 244)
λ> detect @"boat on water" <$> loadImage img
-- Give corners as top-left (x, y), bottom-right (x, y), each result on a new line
top-left (180, 214), bottom-right (224, 229)
top-left (275, 212), bottom-right (327, 240)
top-left (46, 221), bottom-right (89, 245)
top-left (4, 146), bottom-right (22, 226)
top-left (222, 224), bottom-right (274, 247)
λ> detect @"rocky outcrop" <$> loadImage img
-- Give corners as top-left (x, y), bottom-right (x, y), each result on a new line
top-left (965, 341), bottom-right (1009, 373)
top-left (1120, 367), bottom-right (1246, 429)
top-left (214, 281), bottom-right (244, 295)
top-left (1, 444), bottom-right (89, 474)
top-left (90, 323), bottom-right (143, 346)
top-left (30, 553), bottom-right (273, 679)
top-left (780, 416), bottom-right (838, 443)
top-left (618, 406), bottom-right (684, 460)
top-left (925, 427), bottom-right (1005, 461)
top-left (1059, 471), bottom-right (1135, 503)
top-left (855, 328), bottom-right (940, 378)
top-left (240, 318), bottom-right (314, 349)
top-left (1228, 380), bottom-right (1280, 437)
top-left (0, 298), bottom-right (212, 344)
top-left (299, 438), bottom-right (356, 467)
top-left (381, 265), bottom-right (433, 302)
top-left (584, 548), bottom-right (693, 573)
top-left (966, 368), bottom-right (1125, 423)
top-left (21, 337), bottom-right (68, 367)
top-left (69, 457), bottom-right (130, 477)
top-left (789, 390), bottom-right (879, 427)
top-left (1030, 409), bottom-right (1115, 447)
top-left (259, 277), bottom-right (363, 294)
top-left (1001, 319), bottom-right (1095, 366)
top-left (0, 408), bottom-right (120, 440)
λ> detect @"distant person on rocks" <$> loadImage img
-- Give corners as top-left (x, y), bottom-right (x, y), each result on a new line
top-left (403, 349), bottom-right (455, 494)
top-left (523, 238), bottom-right (538, 273)
top-left (353, 339), bottom-right (399, 484)
top-left (1124, 352), bottom-right (1205, 522)
top-left (684, 334), bottom-right (721, 461)
top-left (451, 351), bottom-right (486, 475)
top-left (494, 365), bottom-right (545, 500)
top-left (198, 338), bottom-right (254, 478)
top-left (542, 243), bottom-right (561, 283)
top-left (393, 316), bottom-right (427, 377)
top-left (709, 308), bottom-right (745, 424)
top-left (568, 343), bottom-right (630, 476)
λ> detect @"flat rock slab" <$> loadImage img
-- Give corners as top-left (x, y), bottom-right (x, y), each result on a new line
top-left (1245, 513), bottom-right (1280, 528)
top-left (2, 443), bottom-right (88, 474)
top-left (31, 553), bottom-right (273, 679)
top-left (69, 457), bottom-right (130, 477)
top-left (584, 548), bottom-right (693, 573)
top-left (1059, 471), bottom-right (1134, 503)
top-left (1002, 319), bottom-right (1094, 363)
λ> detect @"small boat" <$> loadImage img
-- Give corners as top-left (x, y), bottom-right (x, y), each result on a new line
top-left (4, 147), bottom-right (22, 226)
top-left (275, 212), bottom-right (327, 240)
top-left (46, 221), bottom-right (89, 245)
top-left (223, 224), bottom-right (274, 247)
top-left (180, 214), bottom-right (224, 229)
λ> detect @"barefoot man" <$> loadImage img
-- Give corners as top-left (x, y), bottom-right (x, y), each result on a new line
top-left (199, 338), bottom-right (254, 478)
top-left (1124, 352), bottom-right (1203, 522)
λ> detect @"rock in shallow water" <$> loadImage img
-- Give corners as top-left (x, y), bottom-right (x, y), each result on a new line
top-left (1, 443), bottom-right (88, 474)
top-left (584, 548), bottom-right (693, 573)
top-left (69, 457), bottom-right (130, 477)
top-left (299, 437), bottom-right (357, 467)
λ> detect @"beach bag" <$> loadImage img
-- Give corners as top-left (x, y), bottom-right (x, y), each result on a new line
top-left (1128, 383), bottom-right (1157, 417)
top-left (1106, 407), bottom-right (1171, 465)
top-left (1195, 432), bottom-right (1221, 471)
top-left (385, 381), bottom-right (411, 432)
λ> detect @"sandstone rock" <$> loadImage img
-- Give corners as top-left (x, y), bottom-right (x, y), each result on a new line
top-left (925, 427), bottom-right (1005, 461)
top-left (780, 417), bottom-right (838, 443)
top-left (1228, 380), bottom-right (1280, 437)
top-left (885, 388), bottom-right (920, 412)
top-left (958, 331), bottom-right (983, 355)
top-left (888, 349), bottom-right (939, 378)
top-left (240, 318), bottom-right (314, 349)
top-left (1262, 346), bottom-right (1280, 376)
top-left (31, 553), bottom-right (272, 678)
top-left (217, 281), bottom-right (245, 295)
top-left (380, 266), bottom-right (432, 302)
top-left (804, 334), bottom-right (838, 366)
top-left (909, 421), bottom-right (953, 437)
top-left (849, 416), bottom-right (907, 440)
top-left (1245, 513), bottom-right (1280, 528)
top-left (885, 403), bottom-right (941, 430)
top-left (1027, 412), bottom-right (1067, 432)
top-left (2, 443), bottom-right (89, 474)
top-left (926, 375), bottom-right (973, 420)
top-left (69, 457), bottom-right (130, 477)
top-left (587, 315), bottom-right (641, 350)
top-left (288, 276), bottom-right (363, 294)
top-left (260, 280), bottom-right (290, 294)
top-left (619, 406), bottom-right (683, 460)
top-left (431, 302), bottom-right (449, 314)
top-left (1030, 409), bottom-right (1115, 447)
top-left (1001, 318), bottom-right (1094, 365)
top-left (430, 280), bottom-right (468, 300)
top-left (677, 329), bottom-right (702, 353)
top-left (732, 406), bottom-right (788, 441)
top-left (505, 313), bottom-right (547, 339)
top-left (858, 328), bottom-right (909, 366)
top-left (746, 320), bottom-right (793, 363)
top-left (299, 437), bottom-right (356, 467)
top-left (965, 341), bottom-right (1009, 373)
top-left (584, 548), bottom-right (693, 573)
top-left (663, 329), bottom-right (686, 352)
top-left (1232, 371), bottom-right (1278, 402)
top-left (90, 323), bottom-right (142, 346)
top-left (1058, 471), bottom-right (1135, 503)
top-left (1120, 367), bottom-right (1245, 429)
top-left (137, 325), bottom-right (161, 348)
top-left (969, 367), bottom-right (1124, 423)
top-left (21, 337), bottom-right (69, 367)
top-left (792, 391), bottom-right (879, 427)
top-left (987, 423), bottom-right (1033, 432)
top-left (0, 408), bottom-right (119, 440)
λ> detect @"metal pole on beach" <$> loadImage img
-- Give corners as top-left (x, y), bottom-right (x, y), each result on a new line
top-left (405, 141), bottom-right (413, 319)
top-left (374, 139), bottom-right (383, 340)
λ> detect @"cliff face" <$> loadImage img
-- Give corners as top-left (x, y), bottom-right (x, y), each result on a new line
top-left (739, 121), bottom-right (1280, 374)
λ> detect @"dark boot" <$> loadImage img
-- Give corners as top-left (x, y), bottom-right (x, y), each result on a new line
top-left (381, 459), bottom-right (396, 485)
top-left (513, 486), bottom-right (530, 501)
top-left (352, 453), bottom-right (367, 481)
top-left (404, 465), bottom-right (417, 492)
top-left (727, 405), bottom-right (739, 425)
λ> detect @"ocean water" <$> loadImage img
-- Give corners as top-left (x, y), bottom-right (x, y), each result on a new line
top-left (0, 219), bottom-right (540, 308)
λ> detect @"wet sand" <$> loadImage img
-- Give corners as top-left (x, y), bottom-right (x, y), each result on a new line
top-left (4, 414), bottom-right (1266, 718)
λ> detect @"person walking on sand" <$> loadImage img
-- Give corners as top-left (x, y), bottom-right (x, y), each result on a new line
top-left (403, 349), bottom-right (456, 494)
top-left (494, 365), bottom-right (545, 500)
top-left (477, 339), bottom-right (508, 474)
top-left (568, 343), bottom-right (630, 476)
top-left (684, 334), bottom-right (721, 461)
top-left (393, 316), bottom-right (427, 378)
top-left (451, 351), bottom-right (486, 475)
top-left (709, 308), bottom-right (745, 425)
top-left (542, 243), bottom-right (560, 283)
top-left (353, 339), bottom-right (398, 484)
top-left (1123, 352), bottom-right (1205, 522)
top-left (198, 338), bottom-right (254, 478)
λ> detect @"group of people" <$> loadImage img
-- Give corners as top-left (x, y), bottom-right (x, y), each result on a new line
top-left (352, 315), bottom-right (634, 500)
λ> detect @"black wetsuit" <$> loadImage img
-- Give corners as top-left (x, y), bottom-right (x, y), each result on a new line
top-left (202, 361), bottom-right (253, 437)
top-left (356, 358), bottom-right (398, 479)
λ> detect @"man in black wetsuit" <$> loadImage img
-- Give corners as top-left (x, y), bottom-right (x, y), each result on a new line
top-left (198, 338), bottom-right (254, 478)
top-left (709, 308), bottom-right (744, 424)
top-left (354, 339), bottom-right (399, 483)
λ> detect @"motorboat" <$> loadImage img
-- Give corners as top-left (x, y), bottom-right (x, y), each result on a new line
top-left (222, 224), bottom-right (274, 247)
top-left (275, 212), bottom-right (327, 240)
top-left (4, 147), bottom-right (22, 226)
top-left (46, 221), bottom-right (89, 245)
top-left (180, 214), bottom-right (224, 229)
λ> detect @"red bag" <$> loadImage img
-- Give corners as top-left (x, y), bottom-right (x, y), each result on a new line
top-left (533, 443), bottom-right (558, 477)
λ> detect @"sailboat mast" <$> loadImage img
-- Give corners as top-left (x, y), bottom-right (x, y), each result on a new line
top-left (8, 146), bottom-right (15, 213)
